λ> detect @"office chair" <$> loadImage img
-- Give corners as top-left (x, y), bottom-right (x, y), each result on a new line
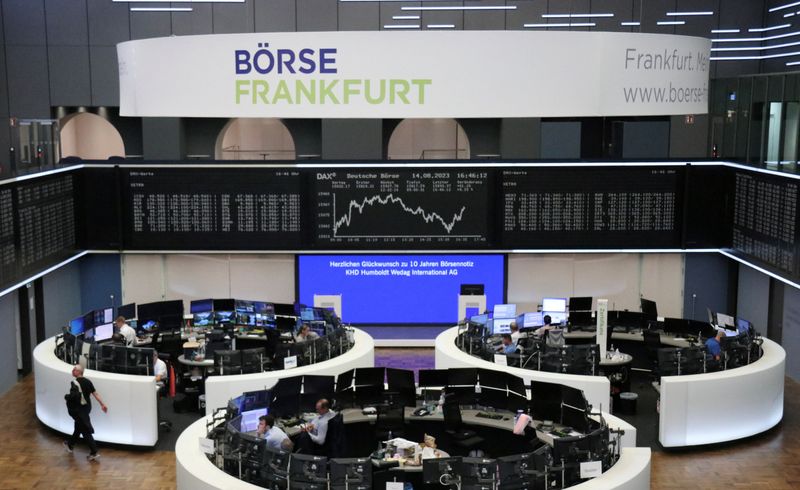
top-left (375, 405), bottom-right (405, 441)
top-left (156, 352), bottom-right (173, 431)
top-left (442, 400), bottom-right (484, 455)
top-left (323, 412), bottom-right (346, 459)
top-left (643, 330), bottom-right (662, 372)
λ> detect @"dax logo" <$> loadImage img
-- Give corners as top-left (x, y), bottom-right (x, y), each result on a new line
top-left (317, 173), bottom-right (336, 180)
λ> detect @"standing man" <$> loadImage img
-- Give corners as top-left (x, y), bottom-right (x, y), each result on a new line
top-left (115, 316), bottom-right (136, 347)
top-left (296, 398), bottom-right (336, 453)
top-left (256, 414), bottom-right (293, 451)
top-left (64, 364), bottom-right (108, 461)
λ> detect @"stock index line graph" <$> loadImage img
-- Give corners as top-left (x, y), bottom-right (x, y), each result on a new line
top-left (332, 193), bottom-right (477, 238)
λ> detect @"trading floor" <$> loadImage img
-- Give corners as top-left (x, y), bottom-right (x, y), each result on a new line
top-left (3, 348), bottom-right (798, 489)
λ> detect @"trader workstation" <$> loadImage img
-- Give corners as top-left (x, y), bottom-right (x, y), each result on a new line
top-left (3, 2), bottom-right (800, 489)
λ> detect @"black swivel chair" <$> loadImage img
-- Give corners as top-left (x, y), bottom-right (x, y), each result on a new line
top-left (643, 330), bottom-right (662, 374)
top-left (442, 400), bottom-right (484, 455)
top-left (323, 412), bottom-right (346, 458)
top-left (375, 405), bottom-right (405, 441)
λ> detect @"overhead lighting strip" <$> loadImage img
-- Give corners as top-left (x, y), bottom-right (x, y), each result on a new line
top-left (620, 22), bottom-right (640, 26)
top-left (542, 13), bottom-right (613, 18)
top-left (657, 21), bottom-right (686, 26)
top-left (666, 11), bottom-right (713, 16)
top-left (712, 30), bottom-right (800, 43)
top-left (130, 7), bottom-right (192, 11)
top-left (711, 29), bottom-right (740, 33)
top-left (748, 24), bottom-right (791, 32)
top-left (383, 24), bottom-right (420, 29)
top-left (523, 23), bottom-right (596, 28)
top-left (401, 5), bottom-right (516, 10)
top-left (769, 1), bottom-right (800, 13)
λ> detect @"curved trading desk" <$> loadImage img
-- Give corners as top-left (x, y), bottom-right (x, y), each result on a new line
top-left (176, 414), bottom-right (648, 490)
top-left (435, 327), bottom-right (612, 414)
top-left (658, 337), bottom-right (785, 447)
top-left (204, 328), bottom-right (375, 416)
top-left (34, 336), bottom-right (158, 446)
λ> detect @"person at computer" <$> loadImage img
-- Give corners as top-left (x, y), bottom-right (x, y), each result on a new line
top-left (153, 350), bottom-right (168, 387)
top-left (296, 398), bottom-right (336, 453)
top-left (110, 333), bottom-right (126, 345)
top-left (295, 324), bottom-right (320, 343)
top-left (115, 316), bottom-right (136, 347)
top-left (412, 434), bottom-right (449, 464)
top-left (256, 414), bottom-right (294, 451)
top-left (706, 329), bottom-right (726, 361)
top-left (63, 364), bottom-right (107, 461)
top-left (534, 315), bottom-right (554, 336)
top-left (497, 334), bottom-right (518, 354)
top-left (510, 322), bottom-right (524, 344)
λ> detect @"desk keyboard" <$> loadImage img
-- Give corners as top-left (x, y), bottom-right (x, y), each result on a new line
top-left (475, 412), bottom-right (504, 420)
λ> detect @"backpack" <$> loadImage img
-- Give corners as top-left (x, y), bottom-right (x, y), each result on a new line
top-left (65, 379), bottom-right (87, 410)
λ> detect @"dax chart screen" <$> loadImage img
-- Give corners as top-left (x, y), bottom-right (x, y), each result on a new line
top-left (313, 169), bottom-right (492, 248)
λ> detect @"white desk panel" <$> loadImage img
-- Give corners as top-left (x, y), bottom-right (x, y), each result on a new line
top-left (571, 448), bottom-right (651, 490)
top-left (204, 328), bottom-right (375, 416)
top-left (34, 337), bottom-right (159, 446)
top-left (435, 327), bottom-right (611, 412)
top-left (659, 338), bottom-right (785, 447)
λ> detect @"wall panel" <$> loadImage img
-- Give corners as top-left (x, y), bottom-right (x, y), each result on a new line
top-left (6, 46), bottom-right (51, 117)
top-left (90, 46), bottom-right (119, 106)
top-left (42, 260), bottom-right (81, 339)
top-left (45, 0), bottom-right (89, 46)
top-left (737, 263), bottom-right (770, 336)
top-left (0, 292), bottom-right (19, 397)
top-left (172, 4), bottom-right (213, 36)
top-left (87, 0), bottom-right (130, 46)
top-left (254, 0), bottom-right (296, 32)
top-left (130, 8), bottom-right (172, 40)
top-left (48, 45), bottom-right (91, 107)
top-left (297, 0), bottom-right (339, 31)
top-left (2, 0), bottom-right (46, 46)
top-left (212, 1), bottom-right (255, 34)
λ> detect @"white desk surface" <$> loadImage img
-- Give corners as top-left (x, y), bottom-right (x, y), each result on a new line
top-left (34, 336), bottom-right (159, 446)
top-left (178, 354), bottom-right (214, 367)
top-left (659, 337), bottom-right (785, 447)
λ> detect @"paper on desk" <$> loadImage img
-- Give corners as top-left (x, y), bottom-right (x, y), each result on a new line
top-left (386, 482), bottom-right (404, 490)
top-left (199, 437), bottom-right (215, 455)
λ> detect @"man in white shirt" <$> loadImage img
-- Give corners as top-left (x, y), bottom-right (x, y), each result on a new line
top-left (115, 316), bottom-right (136, 347)
top-left (297, 398), bottom-right (336, 452)
top-left (153, 350), bottom-right (168, 386)
top-left (257, 415), bottom-right (293, 451)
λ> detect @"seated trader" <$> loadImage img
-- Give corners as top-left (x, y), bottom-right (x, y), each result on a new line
top-left (257, 415), bottom-right (294, 451)
top-left (296, 398), bottom-right (336, 453)
top-left (110, 333), bottom-right (126, 346)
top-left (497, 334), bottom-right (518, 354)
top-left (534, 315), bottom-right (554, 337)
top-left (510, 322), bottom-right (525, 344)
top-left (295, 324), bottom-right (320, 343)
top-left (115, 316), bottom-right (136, 347)
top-left (413, 434), bottom-right (449, 464)
top-left (705, 329), bottom-right (726, 362)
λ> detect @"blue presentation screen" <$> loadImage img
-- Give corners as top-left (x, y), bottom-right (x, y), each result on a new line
top-left (298, 254), bottom-right (505, 324)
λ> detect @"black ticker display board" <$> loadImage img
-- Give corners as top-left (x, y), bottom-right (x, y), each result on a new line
top-left (0, 171), bottom-right (78, 293)
top-left (732, 170), bottom-right (800, 276)
top-left (500, 167), bottom-right (684, 248)
top-left (312, 169), bottom-right (492, 248)
top-left (120, 168), bottom-right (306, 250)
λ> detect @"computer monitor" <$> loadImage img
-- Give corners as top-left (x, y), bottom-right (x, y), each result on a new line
top-left (418, 369), bottom-right (449, 388)
top-left (423, 457), bottom-right (462, 484)
top-left (215, 310), bottom-right (236, 326)
top-left (544, 312), bottom-right (567, 325)
top-left (736, 317), bottom-right (754, 336)
top-left (470, 313), bottom-right (489, 325)
top-left (69, 316), bottom-right (85, 336)
top-left (117, 303), bottom-right (136, 320)
top-left (289, 454), bottom-right (328, 484)
top-left (190, 298), bottom-right (214, 314)
top-left (460, 284), bottom-right (485, 296)
top-left (236, 300), bottom-right (257, 327)
top-left (640, 298), bottom-right (658, 319)
top-left (137, 301), bottom-right (162, 327)
top-left (716, 312), bottom-right (736, 330)
top-left (254, 302), bottom-right (276, 327)
top-left (330, 458), bottom-right (372, 489)
top-left (530, 381), bottom-right (563, 422)
top-left (568, 311), bottom-right (592, 327)
top-left (460, 457), bottom-right (497, 486)
top-left (521, 312), bottom-right (544, 329)
top-left (94, 322), bottom-right (114, 342)
top-left (493, 304), bottom-right (517, 319)
top-left (568, 297), bottom-right (592, 312)
top-left (542, 298), bottom-right (567, 313)
top-left (92, 307), bottom-right (114, 326)
top-left (241, 348), bottom-right (266, 374)
top-left (498, 453), bottom-right (541, 487)
top-left (240, 407), bottom-right (268, 432)
top-left (262, 446), bottom-right (290, 476)
top-left (193, 311), bottom-right (214, 327)
top-left (139, 320), bottom-right (158, 332)
top-left (492, 317), bottom-right (515, 335)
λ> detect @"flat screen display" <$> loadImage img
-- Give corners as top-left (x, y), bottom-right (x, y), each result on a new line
top-left (522, 312), bottom-right (544, 328)
top-left (94, 322), bottom-right (113, 341)
top-left (69, 317), bottom-right (85, 335)
top-left (542, 298), bottom-right (567, 313)
top-left (493, 304), bottom-right (517, 319)
top-left (492, 318), bottom-right (515, 334)
top-left (298, 254), bottom-right (505, 324)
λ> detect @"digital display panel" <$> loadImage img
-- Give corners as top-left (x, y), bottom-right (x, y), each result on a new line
top-left (313, 169), bottom-right (492, 248)
top-left (298, 254), bottom-right (505, 324)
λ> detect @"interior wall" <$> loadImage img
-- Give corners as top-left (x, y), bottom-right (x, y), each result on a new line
top-left (506, 253), bottom-right (685, 317)
top-left (387, 118), bottom-right (470, 160)
top-left (42, 260), bottom-right (81, 339)
top-left (0, 291), bottom-right (18, 397)
top-left (782, 285), bottom-right (800, 381)
top-left (121, 254), bottom-right (296, 311)
top-left (737, 263), bottom-right (771, 335)
top-left (216, 118), bottom-right (296, 160)
top-left (683, 253), bottom-right (733, 322)
top-left (79, 254), bottom-right (122, 314)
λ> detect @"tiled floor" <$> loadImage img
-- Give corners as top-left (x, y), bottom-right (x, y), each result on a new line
top-left (374, 347), bottom-right (435, 382)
